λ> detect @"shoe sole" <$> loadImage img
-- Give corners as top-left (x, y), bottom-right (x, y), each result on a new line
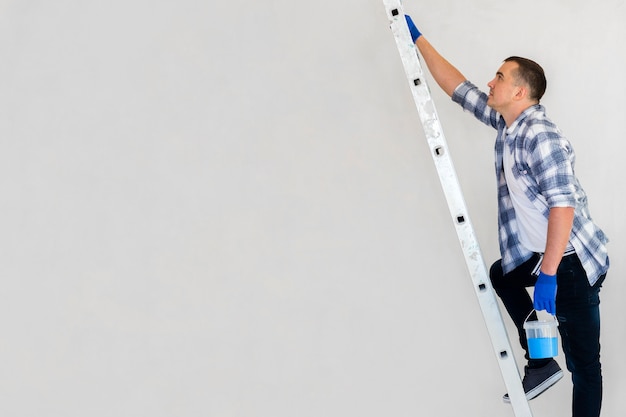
top-left (502, 370), bottom-right (564, 403)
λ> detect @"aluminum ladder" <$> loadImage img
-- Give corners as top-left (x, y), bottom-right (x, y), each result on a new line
top-left (382, 2), bottom-right (533, 416)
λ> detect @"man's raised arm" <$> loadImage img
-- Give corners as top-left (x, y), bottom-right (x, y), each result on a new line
top-left (406, 15), bottom-right (467, 97)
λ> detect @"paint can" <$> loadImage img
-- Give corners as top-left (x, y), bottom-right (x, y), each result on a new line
top-left (523, 311), bottom-right (559, 359)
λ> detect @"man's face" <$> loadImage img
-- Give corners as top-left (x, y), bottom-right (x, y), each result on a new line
top-left (487, 61), bottom-right (520, 111)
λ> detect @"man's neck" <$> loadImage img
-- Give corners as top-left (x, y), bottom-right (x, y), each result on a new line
top-left (502, 102), bottom-right (538, 127)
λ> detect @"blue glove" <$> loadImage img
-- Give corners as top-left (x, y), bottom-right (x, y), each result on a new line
top-left (534, 272), bottom-right (557, 315)
top-left (405, 15), bottom-right (422, 43)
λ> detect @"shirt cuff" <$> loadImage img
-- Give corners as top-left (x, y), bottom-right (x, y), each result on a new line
top-left (451, 80), bottom-right (476, 105)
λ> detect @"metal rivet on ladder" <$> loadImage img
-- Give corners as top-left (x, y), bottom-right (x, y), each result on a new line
top-left (456, 215), bottom-right (465, 224)
top-left (413, 78), bottom-right (421, 86)
top-left (500, 351), bottom-right (508, 359)
top-left (478, 283), bottom-right (487, 292)
top-left (391, 8), bottom-right (399, 16)
top-left (434, 146), bottom-right (444, 156)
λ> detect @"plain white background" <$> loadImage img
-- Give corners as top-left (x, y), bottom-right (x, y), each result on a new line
top-left (0, 0), bottom-right (624, 416)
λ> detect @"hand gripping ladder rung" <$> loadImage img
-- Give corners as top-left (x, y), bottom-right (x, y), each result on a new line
top-left (382, 2), bottom-right (533, 416)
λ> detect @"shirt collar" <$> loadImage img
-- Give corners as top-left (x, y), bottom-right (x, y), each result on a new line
top-left (506, 104), bottom-right (543, 136)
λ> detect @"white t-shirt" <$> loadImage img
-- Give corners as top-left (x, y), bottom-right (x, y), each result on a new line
top-left (503, 137), bottom-right (548, 253)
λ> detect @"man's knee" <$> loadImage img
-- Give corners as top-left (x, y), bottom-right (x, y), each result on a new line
top-left (489, 259), bottom-right (504, 288)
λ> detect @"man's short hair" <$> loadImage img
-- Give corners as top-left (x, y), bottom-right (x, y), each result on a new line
top-left (504, 56), bottom-right (547, 102)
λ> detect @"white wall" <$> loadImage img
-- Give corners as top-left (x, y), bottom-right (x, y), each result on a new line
top-left (0, 0), bottom-right (624, 416)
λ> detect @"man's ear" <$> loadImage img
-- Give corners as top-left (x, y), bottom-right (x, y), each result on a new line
top-left (512, 85), bottom-right (529, 102)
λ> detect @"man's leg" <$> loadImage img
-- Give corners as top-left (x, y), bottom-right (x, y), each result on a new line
top-left (489, 255), bottom-right (541, 361)
top-left (490, 255), bottom-right (563, 402)
top-left (555, 255), bottom-right (605, 417)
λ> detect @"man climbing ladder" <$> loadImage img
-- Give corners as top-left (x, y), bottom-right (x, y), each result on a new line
top-left (384, 4), bottom-right (609, 417)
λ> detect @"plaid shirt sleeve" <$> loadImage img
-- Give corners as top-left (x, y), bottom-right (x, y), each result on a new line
top-left (452, 81), bottom-right (500, 129)
top-left (523, 122), bottom-right (578, 209)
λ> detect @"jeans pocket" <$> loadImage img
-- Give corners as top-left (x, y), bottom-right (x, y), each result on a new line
top-left (588, 277), bottom-right (604, 306)
top-left (555, 269), bottom-right (577, 303)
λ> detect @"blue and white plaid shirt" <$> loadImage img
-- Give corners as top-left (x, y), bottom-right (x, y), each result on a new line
top-left (452, 81), bottom-right (609, 285)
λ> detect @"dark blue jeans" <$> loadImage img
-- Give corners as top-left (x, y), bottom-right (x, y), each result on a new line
top-left (490, 253), bottom-right (606, 417)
